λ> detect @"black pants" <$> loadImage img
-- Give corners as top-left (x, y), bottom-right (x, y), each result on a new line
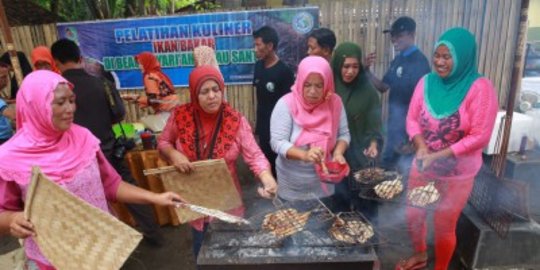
top-left (192, 224), bottom-right (209, 260)
top-left (258, 132), bottom-right (277, 177)
top-left (0, 138), bottom-right (9, 145)
top-left (333, 177), bottom-right (379, 224)
top-left (105, 152), bottom-right (160, 236)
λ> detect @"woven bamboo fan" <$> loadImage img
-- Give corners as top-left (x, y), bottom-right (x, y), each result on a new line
top-left (145, 159), bottom-right (242, 223)
top-left (24, 167), bottom-right (142, 270)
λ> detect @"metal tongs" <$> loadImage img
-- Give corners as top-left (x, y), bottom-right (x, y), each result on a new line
top-left (367, 157), bottom-right (376, 172)
top-left (174, 200), bottom-right (250, 225)
top-left (258, 185), bottom-right (282, 207)
top-left (416, 159), bottom-right (424, 172)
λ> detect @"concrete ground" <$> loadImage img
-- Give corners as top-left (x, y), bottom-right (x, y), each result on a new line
top-left (0, 158), bottom-right (464, 270)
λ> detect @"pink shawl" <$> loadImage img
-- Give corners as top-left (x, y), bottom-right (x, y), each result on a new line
top-left (284, 56), bottom-right (342, 160)
top-left (0, 70), bottom-right (100, 185)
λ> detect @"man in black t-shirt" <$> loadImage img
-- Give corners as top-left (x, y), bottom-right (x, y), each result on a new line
top-left (366, 17), bottom-right (431, 170)
top-left (253, 26), bottom-right (295, 175)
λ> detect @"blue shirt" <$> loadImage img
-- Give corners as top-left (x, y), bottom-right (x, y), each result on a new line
top-left (0, 99), bottom-right (13, 140)
top-left (382, 46), bottom-right (431, 108)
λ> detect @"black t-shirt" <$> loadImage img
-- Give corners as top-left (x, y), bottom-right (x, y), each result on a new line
top-left (253, 60), bottom-right (295, 136)
top-left (62, 68), bottom-right (115, 154)
top-left (383, 48), bottom-right (430, 108)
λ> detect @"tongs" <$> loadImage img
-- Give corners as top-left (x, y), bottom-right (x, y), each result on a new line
top-left (174, 200), bottom-right (250, 225)
top-left (367, 157), bottom-right (376, 172)
top-left (416, 159), bottom-right (424, 172)
top-left (258, 185), bottom-right (282, 207)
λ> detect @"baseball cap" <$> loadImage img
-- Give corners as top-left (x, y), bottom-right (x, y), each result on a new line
top-left (383, 16), bottom-right (416, 36)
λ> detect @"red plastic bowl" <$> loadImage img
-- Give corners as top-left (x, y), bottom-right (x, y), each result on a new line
top-left (316, 161), bottom-right (350, 184)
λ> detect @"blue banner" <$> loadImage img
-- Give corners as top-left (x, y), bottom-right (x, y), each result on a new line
top-left (57, 7), bottom-right (319, 89)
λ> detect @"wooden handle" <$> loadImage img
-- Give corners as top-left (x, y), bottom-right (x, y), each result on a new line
top-left (320, 161), bottom-right (329, 174)
top-left (143, 166), bottom-right (176, 176)
top-left (143, 159), bottom-right (226, 175)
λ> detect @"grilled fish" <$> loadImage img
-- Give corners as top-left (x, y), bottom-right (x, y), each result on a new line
top-left (407, 182), bottom-right (440, 207)
top-left (354, 167), bottom-right (385, 183)
top-left (262, 208), bottom-right (311, 238)
top-left (374, 179), bottom-right (403, 200)
top-left (329, 218), bottom-right (374, 244)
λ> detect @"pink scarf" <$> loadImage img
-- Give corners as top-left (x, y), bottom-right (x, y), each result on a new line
top-left (284, 56), bottom-right (343, 161)
top-left (0, 70), bottom-right (100, 185)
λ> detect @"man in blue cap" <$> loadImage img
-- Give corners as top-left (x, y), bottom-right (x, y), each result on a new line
top-left (366, 16), bottom-right (430, 170)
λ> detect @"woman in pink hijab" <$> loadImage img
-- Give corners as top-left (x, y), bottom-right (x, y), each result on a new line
top-left (0, 70), bottom-right (183, 270)
top-left (270, 56), bottom-right (350, 204)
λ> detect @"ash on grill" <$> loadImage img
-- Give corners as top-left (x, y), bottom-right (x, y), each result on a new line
top-left (201, 199), bottom-right (386, 253)
top-left (198, 200), bottom-right (379, 269)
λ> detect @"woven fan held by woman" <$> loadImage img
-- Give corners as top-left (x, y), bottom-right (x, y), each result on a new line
top-left (157, 66), bottom-right (277, 258)
top-left (0, 71), bottom-right (183, 270)
top-left (397, 28), bottom-right (498, 270)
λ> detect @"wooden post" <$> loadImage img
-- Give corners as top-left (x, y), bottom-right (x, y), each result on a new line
top-left (492, 0), bottom-right (530, 178)
top-left (0, 0), bottom-right (24, 86)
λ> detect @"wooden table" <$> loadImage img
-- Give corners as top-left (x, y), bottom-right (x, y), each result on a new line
top-left (119, 149), bottom-right (180, 226)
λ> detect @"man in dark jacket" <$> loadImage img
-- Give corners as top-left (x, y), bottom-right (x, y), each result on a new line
top-left (366, 16), bottom-right (431, 171)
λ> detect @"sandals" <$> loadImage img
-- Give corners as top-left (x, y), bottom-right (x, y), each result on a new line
top-left (395, 253), bottom-right (428, 270)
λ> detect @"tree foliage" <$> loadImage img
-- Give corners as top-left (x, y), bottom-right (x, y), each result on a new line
top-left (30, 0), bottom-right (220, 21)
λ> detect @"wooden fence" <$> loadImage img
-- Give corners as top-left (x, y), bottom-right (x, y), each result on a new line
top-left (313, 0), bottom-right (522, 109)
top-left (0, 0), bottom-right (523, 124)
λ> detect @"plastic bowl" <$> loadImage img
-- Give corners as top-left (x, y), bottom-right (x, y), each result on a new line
top-left (316, 161), bottom-right (350, 184)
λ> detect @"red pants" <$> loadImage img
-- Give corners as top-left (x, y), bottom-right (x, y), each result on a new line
top-left (406, 173), bottom-right (474, 270)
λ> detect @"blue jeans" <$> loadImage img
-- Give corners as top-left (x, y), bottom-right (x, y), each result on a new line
top-left (192, 224), bottom-right (209, 260)
top-left (382, 108), bottom-right (408, 169)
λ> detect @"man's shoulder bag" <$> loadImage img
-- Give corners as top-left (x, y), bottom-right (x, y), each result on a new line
top-left (103, 79), bottom-right (126, 124)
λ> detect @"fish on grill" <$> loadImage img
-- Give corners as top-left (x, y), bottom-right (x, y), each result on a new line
top-left (353, 167), bottom-right (385, 183)
top-left (329, 218), bottom-right (374, 244)
top-left (262, 208), bottom-right (311, 238)
top-left (407, 181), bottom-right (440, 207)
top-left (373, 179), bottom-right (404, 200)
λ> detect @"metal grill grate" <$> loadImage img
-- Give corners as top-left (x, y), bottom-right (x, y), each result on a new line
top-left (358, 179), bottom-right (440, 210)
top-left (246, 197), bottom-right (335, 241)
top-left (349, 169), bottom-right (402, 191)
top-left (327, 211), bottom-right (386, 248)
top-left (470, 167), bottom-right (530, 238)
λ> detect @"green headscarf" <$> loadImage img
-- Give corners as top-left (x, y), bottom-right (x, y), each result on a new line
top-left (425, 27), bottom-right (481, 119)
top-left (331, 42), bottom-right (382, 169)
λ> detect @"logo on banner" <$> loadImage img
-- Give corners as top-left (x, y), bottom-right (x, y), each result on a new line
top-left (292, 12), bottom-right (314, 34)
top-left (65, 27), bottom-right (80, 44)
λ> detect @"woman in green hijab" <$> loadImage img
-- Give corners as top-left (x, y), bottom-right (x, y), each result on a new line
top-left (398, 28), bottom-right (498, 270)
top-left (331, 42), bottom-right (382, 217)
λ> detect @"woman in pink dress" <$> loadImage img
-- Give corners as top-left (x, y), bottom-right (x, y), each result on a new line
top-left (398, 27), bottom-right (499, 270)
top-left (0, 70), bottom-right (183, 270)
top-left (158, 65), bottom-right (277, 258)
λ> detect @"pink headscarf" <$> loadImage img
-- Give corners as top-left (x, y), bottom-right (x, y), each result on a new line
top-left (0, 70), bottom-right (100, 185)
top-left (284, 56), bottom-right (343, 160)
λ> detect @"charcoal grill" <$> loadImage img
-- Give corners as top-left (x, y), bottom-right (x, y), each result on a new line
top-left (197, 199), bottom-right (378, 270)
top-left (469, 166), bottom-right (530, 237)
